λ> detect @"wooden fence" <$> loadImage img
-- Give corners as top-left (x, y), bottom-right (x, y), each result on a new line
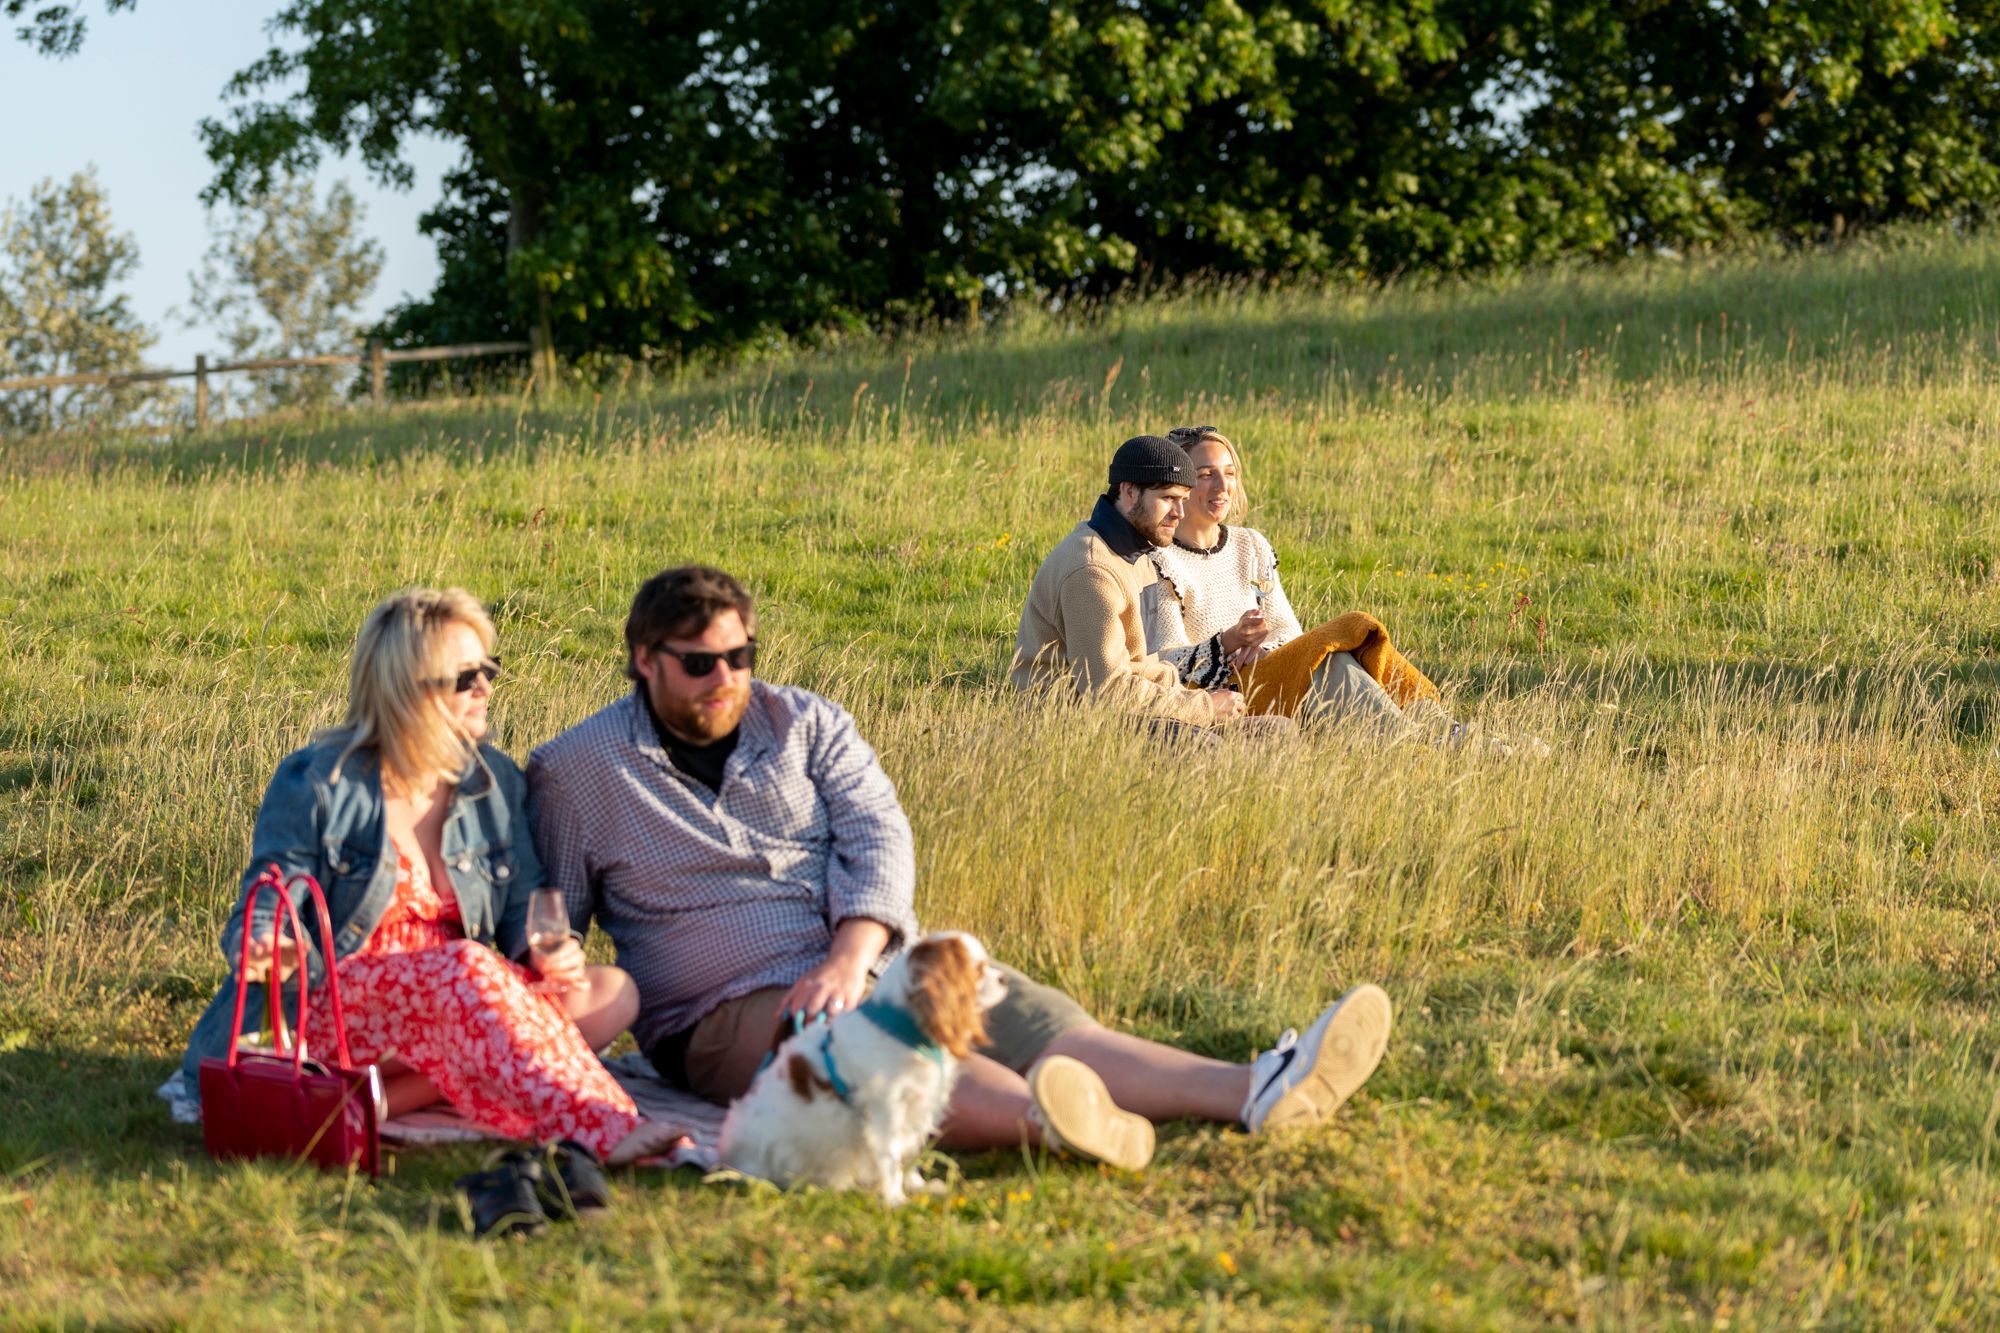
top-left (0, 339), bottom-right (532, 430)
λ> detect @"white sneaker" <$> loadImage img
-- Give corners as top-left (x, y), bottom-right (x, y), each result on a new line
top-left (1027, 1055), bottom-right (1155, 1171)
top-left (1242, 984), bottom-right (1393, 1134)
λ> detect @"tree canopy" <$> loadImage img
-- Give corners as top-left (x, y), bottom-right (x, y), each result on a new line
top-left (85, 0), bottom-right (2000, 362)
top-left (0, 168), bottom-right (159, 431)
top-left (186, 176), bottom-right (385, 414)
top-left (5, 0), bottom-right (133, 57)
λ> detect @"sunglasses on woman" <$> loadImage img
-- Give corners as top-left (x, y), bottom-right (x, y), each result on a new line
top-left (428, 658), bottom-right (501, 693)
top-left (654, 640), bottom-right (758, 677)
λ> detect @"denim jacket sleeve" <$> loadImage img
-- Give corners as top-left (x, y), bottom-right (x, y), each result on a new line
top-left (486, 747), bottom-right (544, 961)
top-left (525, 741), bottom-right (599, 945)
top-left (218, 746), bottom-right (330, 969)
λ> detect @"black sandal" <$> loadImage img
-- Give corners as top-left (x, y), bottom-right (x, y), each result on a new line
top-left (456, 1151), bottom-right (547, 1239)
top-left (536, 1140), bottom-right (612, 1222)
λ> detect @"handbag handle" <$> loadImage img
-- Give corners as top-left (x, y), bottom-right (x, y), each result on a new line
top-left (225, 867), bottom-right (311, 1073)
top-left (263, 966), bottom-right (290, 1053)
top-left (281, 869), bottom-right (357, 1071)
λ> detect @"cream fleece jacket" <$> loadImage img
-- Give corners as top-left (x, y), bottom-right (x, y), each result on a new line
top-left (1010, 508), bottom-right (1218, 726)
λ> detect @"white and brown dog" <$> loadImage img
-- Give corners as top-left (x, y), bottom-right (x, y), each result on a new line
top-left (718, 931), bottom-right (1006, 1205)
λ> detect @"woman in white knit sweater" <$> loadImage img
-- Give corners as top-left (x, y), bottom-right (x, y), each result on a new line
top-left (1144, 425), bottom-right (1457, 737)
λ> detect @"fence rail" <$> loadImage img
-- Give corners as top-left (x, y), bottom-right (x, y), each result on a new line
top-left (0, 339), bottom-right (532, 429)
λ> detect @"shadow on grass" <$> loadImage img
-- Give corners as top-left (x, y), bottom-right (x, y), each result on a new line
top-left (0, 1043), bottom-right (1080, 1213)
top-left (19, 232), bottom-right (1995, 483)
top-left (0, 1049), bottom-right (194, 1174)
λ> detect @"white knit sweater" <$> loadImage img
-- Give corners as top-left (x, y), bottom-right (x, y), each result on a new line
top-left (1143, 526), bottom-right (1305, 688)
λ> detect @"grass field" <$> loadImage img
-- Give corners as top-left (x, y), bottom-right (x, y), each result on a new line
top-left (6, 230), bottom-right (2000, 1328)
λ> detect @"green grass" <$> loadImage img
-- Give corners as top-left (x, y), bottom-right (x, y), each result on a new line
top-left (6, 229), bottom-right (2000, 1327)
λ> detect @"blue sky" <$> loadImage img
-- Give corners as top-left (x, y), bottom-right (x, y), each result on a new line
top-left (1, 0), bottom-right (454, 369)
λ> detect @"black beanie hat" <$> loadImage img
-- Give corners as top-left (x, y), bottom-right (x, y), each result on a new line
top-left (1107, 434), bottom-right (1192, 489)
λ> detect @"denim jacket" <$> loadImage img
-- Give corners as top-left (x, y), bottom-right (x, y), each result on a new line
top-left (180, 735), bottom-right (544, 1091)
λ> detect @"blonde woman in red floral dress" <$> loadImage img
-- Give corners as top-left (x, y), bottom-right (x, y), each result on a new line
top-left (182, 588), bottom-right (685, 1167)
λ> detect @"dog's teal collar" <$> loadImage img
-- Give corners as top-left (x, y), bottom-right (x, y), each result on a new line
top-left (818, 1028), bottom-right (856, 1104)
top-left (856, 995), bottom-right (945, 1067)
top-left (814, 997), bottom-right (944, 1107)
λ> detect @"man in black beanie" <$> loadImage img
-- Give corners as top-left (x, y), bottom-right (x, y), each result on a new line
top-left (1010, 435), bottom-right (1248, 726)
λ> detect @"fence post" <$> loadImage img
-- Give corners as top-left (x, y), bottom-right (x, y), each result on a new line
top-left (194, 354), bottom-right (208, 431)
top-left (369, 339), bottom-right (386, 407)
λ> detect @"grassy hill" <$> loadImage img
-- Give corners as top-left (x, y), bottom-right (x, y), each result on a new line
top-left (5, 230), bottom-right (2000, 1327)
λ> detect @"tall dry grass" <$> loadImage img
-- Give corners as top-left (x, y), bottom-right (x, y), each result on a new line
top-left (5, 231), bottom-right (2000, 1325)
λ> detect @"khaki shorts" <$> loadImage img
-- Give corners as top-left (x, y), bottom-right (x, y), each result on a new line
top-left (671, 964), bottom-right (1093, 1105)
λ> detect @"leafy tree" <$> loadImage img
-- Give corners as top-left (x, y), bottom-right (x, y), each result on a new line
top-left (695, 1), bottom-right (1681, 306)
top-left (4, 0), bottom-right (133, 56)
top-left (199, 1), bottom-right (744, 381)
top-left (1035, 1), bottom-right (1689, 279)
top-left (328, 1), bottom-right (1756, 348)
top-left (0, 168), bottom-right (160, 433)
top-left (1530, 0), bottom-right (2000, 242)
top-left (198, 0), bottom-right (2000, 363)
top-left (185, 176), bottom-right (385, 414)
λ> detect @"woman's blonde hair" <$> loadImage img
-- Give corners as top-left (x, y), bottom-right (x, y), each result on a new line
top-left (327, 587), bottom-right (497, 794)
top-left (1167, 425), bottom-right (1249, 524)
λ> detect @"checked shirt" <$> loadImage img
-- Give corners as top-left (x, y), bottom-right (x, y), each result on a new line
top-left (526, 683), bottom-right (919, 1052)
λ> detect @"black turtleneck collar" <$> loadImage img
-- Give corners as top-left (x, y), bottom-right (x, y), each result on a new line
top-left (1086, 493), bottom-right (1153, 563)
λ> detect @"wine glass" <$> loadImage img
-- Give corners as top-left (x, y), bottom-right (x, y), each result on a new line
top-left (526, 888), bottom-right (584, 994)
top-left (1250, 551), bottom-right (1275, 609)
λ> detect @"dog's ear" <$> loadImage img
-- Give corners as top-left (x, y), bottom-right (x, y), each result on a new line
top-left (905, 935), bottom-right (990, 1059)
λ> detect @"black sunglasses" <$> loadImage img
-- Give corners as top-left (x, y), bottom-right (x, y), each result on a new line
top-left (654, 640), bottom-right (757, 678)
top-left (427, 658), bottom-right (501, 693)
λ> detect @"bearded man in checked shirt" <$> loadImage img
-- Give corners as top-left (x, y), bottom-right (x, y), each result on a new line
top-left (527, 564), bottom-right (1392, 1170)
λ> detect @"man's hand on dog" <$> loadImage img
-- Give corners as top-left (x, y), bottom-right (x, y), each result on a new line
top-left (777, 918), bottom-right (892, 1023)
top-left (777, 954), bottom-right (871, 1024)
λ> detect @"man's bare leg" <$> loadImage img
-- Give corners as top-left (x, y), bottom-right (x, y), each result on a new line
top-left (1042, 1025), bottom-right (1251, 1124)
top-left (935, 1051), bottom-right (1157, 1169)
top-left (935, 1054), bottom-right (1042, 1149)
top-left (932, 1029), bottom-right (1253, 1151)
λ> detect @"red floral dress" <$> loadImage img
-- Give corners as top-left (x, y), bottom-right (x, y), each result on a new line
top-left (303, 843), bottom-right (641, 1159)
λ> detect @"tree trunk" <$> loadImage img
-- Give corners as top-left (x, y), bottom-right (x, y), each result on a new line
top-left (530, 287), bottom-right (555, 390)
top-left (505, 180), bottom-right (556, 393)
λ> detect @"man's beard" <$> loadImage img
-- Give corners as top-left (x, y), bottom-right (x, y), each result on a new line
top-left (657, 679), bottom-right (751, 742)
top-left (1129, 510), bottom-right (1178, 547)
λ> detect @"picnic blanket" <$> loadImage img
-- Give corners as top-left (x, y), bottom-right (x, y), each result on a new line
top-left (1233, 611), bottom-right (1441, 716)
top-left (156, 1052), bottom-right (725, 1170)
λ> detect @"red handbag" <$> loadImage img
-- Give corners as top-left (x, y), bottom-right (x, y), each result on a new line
top-left (199, 865), bottom-right (384, 1176)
